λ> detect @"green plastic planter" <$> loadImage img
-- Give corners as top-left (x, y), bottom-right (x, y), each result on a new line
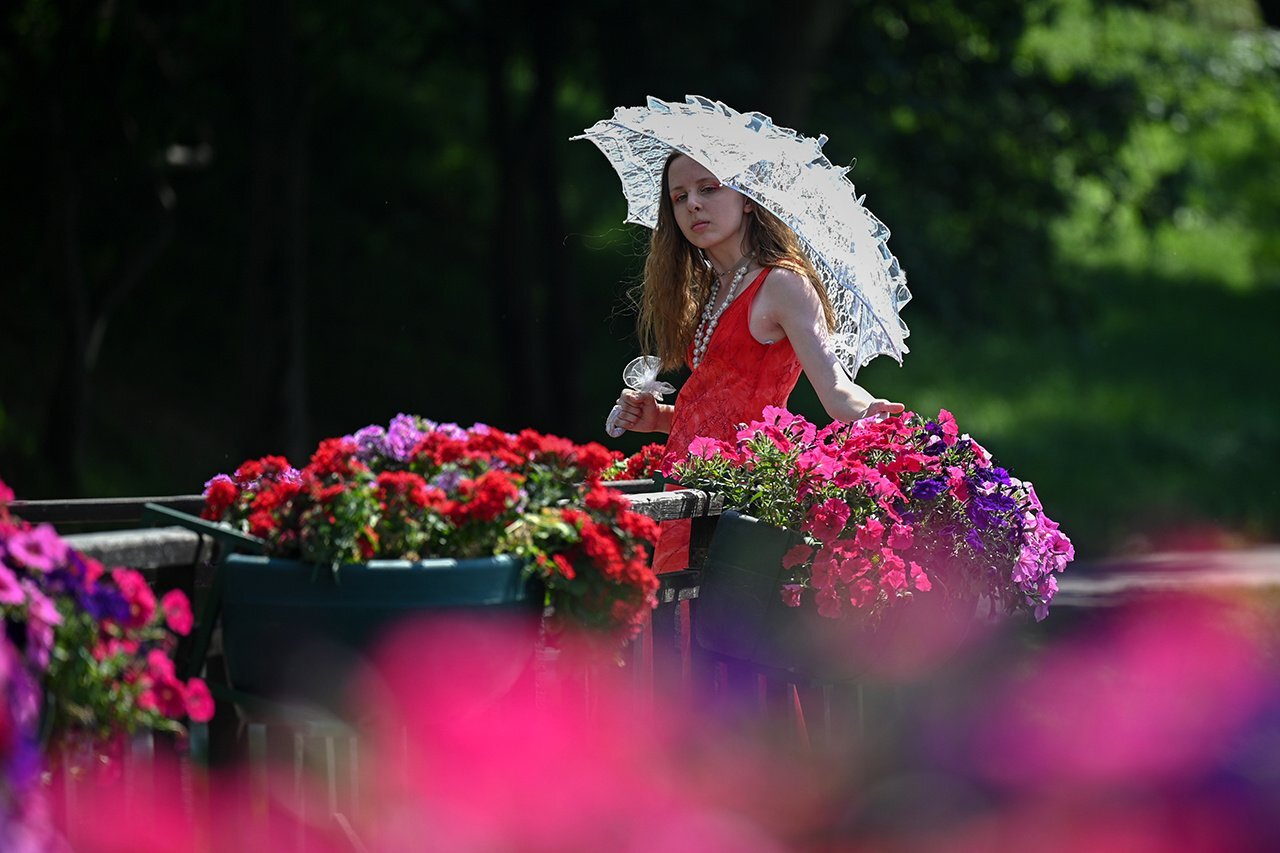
top-left (220, 553), bottom-right (544, 707)
top-left (696, 511), bottom-right (975, 681)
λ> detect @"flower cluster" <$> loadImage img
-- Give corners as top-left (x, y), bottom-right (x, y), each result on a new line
top-left (671, 407), bottom-right (1074, 621)
top-left (0, 478), bottom-right (212, 756)
top-left (602, 443), bottom-right (667, 482)
top-left (201, 415), bottom-right (661, 657)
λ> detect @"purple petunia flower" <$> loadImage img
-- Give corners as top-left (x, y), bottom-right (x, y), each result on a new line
top-left (0, 634), bottom-right (43, 800)
top-left (911, 478), bottom-right (947, 501)
top-left (427, 422), bottom-right (465, 440)
top-left (432, 470), bottom-right (464, 493)
top-left (350, 425), bottom-right (388, 463)
top-left (84, 584), bottom-right (131, 623)
top-left (41, 567), bottom-right (83, 602)
top-left (20, 581), bottom-right (61, 670)
top-left (385, 414), bottom-right (426, 463)
top-left (974, 493), bottom-right (1017, 516)
top-left (203, 472), bottom-right (235, 493)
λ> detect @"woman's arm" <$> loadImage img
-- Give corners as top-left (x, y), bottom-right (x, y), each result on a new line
top-left (758, 268), bottom-right (904, 421)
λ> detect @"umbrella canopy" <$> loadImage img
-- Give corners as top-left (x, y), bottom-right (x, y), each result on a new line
top-left (573, 94), bottom-right (910, 376)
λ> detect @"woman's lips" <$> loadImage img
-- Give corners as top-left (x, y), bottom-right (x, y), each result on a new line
top-left (691, 220), bottom-right (709, 231)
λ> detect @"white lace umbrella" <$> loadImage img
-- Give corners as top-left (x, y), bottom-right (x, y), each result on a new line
top-left (573, 94), bottom-right (910, 375)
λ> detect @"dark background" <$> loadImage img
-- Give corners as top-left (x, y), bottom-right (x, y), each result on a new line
top-left (2, 0), bottom-right (1278, 559)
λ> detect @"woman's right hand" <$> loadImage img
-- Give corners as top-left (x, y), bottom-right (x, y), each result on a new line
top-left (611, 388), bottom-right (667, 434)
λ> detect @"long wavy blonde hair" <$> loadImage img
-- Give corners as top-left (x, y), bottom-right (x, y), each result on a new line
top-left (635, 153), bottom-right (836, 371)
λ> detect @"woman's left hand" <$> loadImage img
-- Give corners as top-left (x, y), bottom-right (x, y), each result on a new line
top-left (861, 399), bottom-right (905, 420)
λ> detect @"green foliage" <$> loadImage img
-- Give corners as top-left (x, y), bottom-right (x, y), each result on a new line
top-left (1019, 0), bottom-right (1280, 290)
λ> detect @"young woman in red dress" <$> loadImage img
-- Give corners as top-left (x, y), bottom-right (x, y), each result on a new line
top-left (610, 153), bottom-right (904, 573)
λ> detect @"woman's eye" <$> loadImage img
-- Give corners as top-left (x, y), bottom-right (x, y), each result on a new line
top-left (700, 185), bottom-right (718, 194)
top-left (673, 193), bottom-right (687, 202)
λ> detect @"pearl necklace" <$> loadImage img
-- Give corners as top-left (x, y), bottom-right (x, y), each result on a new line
top-left (692, 256), bottom-right (752, 368)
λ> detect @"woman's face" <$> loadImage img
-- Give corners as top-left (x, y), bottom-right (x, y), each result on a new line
top-left (665, 155), bottom-right (753, 256)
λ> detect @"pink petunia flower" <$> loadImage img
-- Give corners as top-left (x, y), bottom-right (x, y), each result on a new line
top-left (21, 580), bottom-right (62, 628)
top-left (140, 673), bottom-right (187, 719)
top-left (909, 561), bottom-right (932, 592)
top-left (815, 587), bottom-right (843, 618)
top-left (797, 448), bottom-right (838, 483)
top-left (185, 678), bottom-right (215, 722)
top-left (854, 518), bottom-right (885, 550)
top-left (880, 552), bottom-right (908, 592)
top-left (804, 498), bottom-right (851, 543)
top-left (686, 436), bottom-right (723, 459)
top-left (779, 584), bottom-right (804, 608)
top-left (0, 564), bottom-right (25, 605)
top-left (112, 567), bottom-right (157, 629)
top-left (847, 576), bottom-right (877, 608)
top-left (6, 523), bottom-right (69, 572)
top-left (887, 524), bottom-right (915, 551)
top-left (810, 547), bottom-right (839, 591)
top-left (781, 544), bottom-right (813, 571)
top-left (937, 409), bottom-right (960, 445)
top-left (160, 589), bottom-right (194, 636)
top-left (147, 648), bottom-right (177, 682)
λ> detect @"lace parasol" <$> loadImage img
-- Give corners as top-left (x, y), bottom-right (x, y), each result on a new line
top-left (573, 94), bottom-right (911, 376)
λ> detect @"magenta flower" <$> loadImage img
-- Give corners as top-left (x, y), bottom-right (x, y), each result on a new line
top-left (0, 564), bottom-right (25, 605)
top-left (909, 561), bottom-right (932, 592)
top-left (147, 648), bottom-right (177, 681)
top-left (6, 523), bottom-right (68, 572)
top-left (887, 523), bottom-right (915, 551)
top-left (780, 584), bottom-right (804, 608)
top-left (781, 544), bottom-right (813, 570)
top-left (880, 552), bottom-right (908, 592)
top-left (854, 518), bottom-right (885, 550)
top-left (797, 447), bottom-right (838, 482)
top-left (687, 436), bottom-right (726, 459)
top-left (21, 582), bottom-right (61, 669)
top-left (810, 547), bottom-right (839, 590)
top-left (184, 678), bottom-right (215, 722)
top-left (804, 498), bottom-right (850, 542)
top-left (815, 587), bottom-right (843, 618)
top-left (112, 567), bottom-right (157, 629)
top-left (847, 576), bottom-right (876, 607)
top-left (160, 589), bottom-right (194, 636)
top-left (21, 581), bottom-right (62, 629)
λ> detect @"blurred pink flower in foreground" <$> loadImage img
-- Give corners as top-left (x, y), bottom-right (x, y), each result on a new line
top-left (346, 615), bottom-right (822, 852)
top-left (59, 615), bottom-right (834, 851)
top-left (970, 593), bottom-right (1273, 788)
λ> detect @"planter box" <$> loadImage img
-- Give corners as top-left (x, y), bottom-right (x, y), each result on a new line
top-left (695, 511), bottom-right (974, 681)
top-left (220, 553), bottom-right (543, 708)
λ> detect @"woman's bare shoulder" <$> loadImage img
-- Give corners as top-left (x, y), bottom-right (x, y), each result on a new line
top-left (762, 265), bottom-right (820, 308)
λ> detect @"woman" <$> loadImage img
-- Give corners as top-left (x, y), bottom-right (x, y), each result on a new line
top-left (611, 152), bottom-right (904, 573)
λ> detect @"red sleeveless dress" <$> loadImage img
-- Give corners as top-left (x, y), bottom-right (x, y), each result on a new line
top-left (651, 267), bottom-right (804, 573)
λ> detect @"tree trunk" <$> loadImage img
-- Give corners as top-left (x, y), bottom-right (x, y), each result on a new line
top-left (243, 0), bottom-right (310, 460)
top-left (529, 2), bottom-right (577, 435)
top-left (764, 0), bottom-right (848, 126)
top-left (482, 21), bottom-right (550, 429)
